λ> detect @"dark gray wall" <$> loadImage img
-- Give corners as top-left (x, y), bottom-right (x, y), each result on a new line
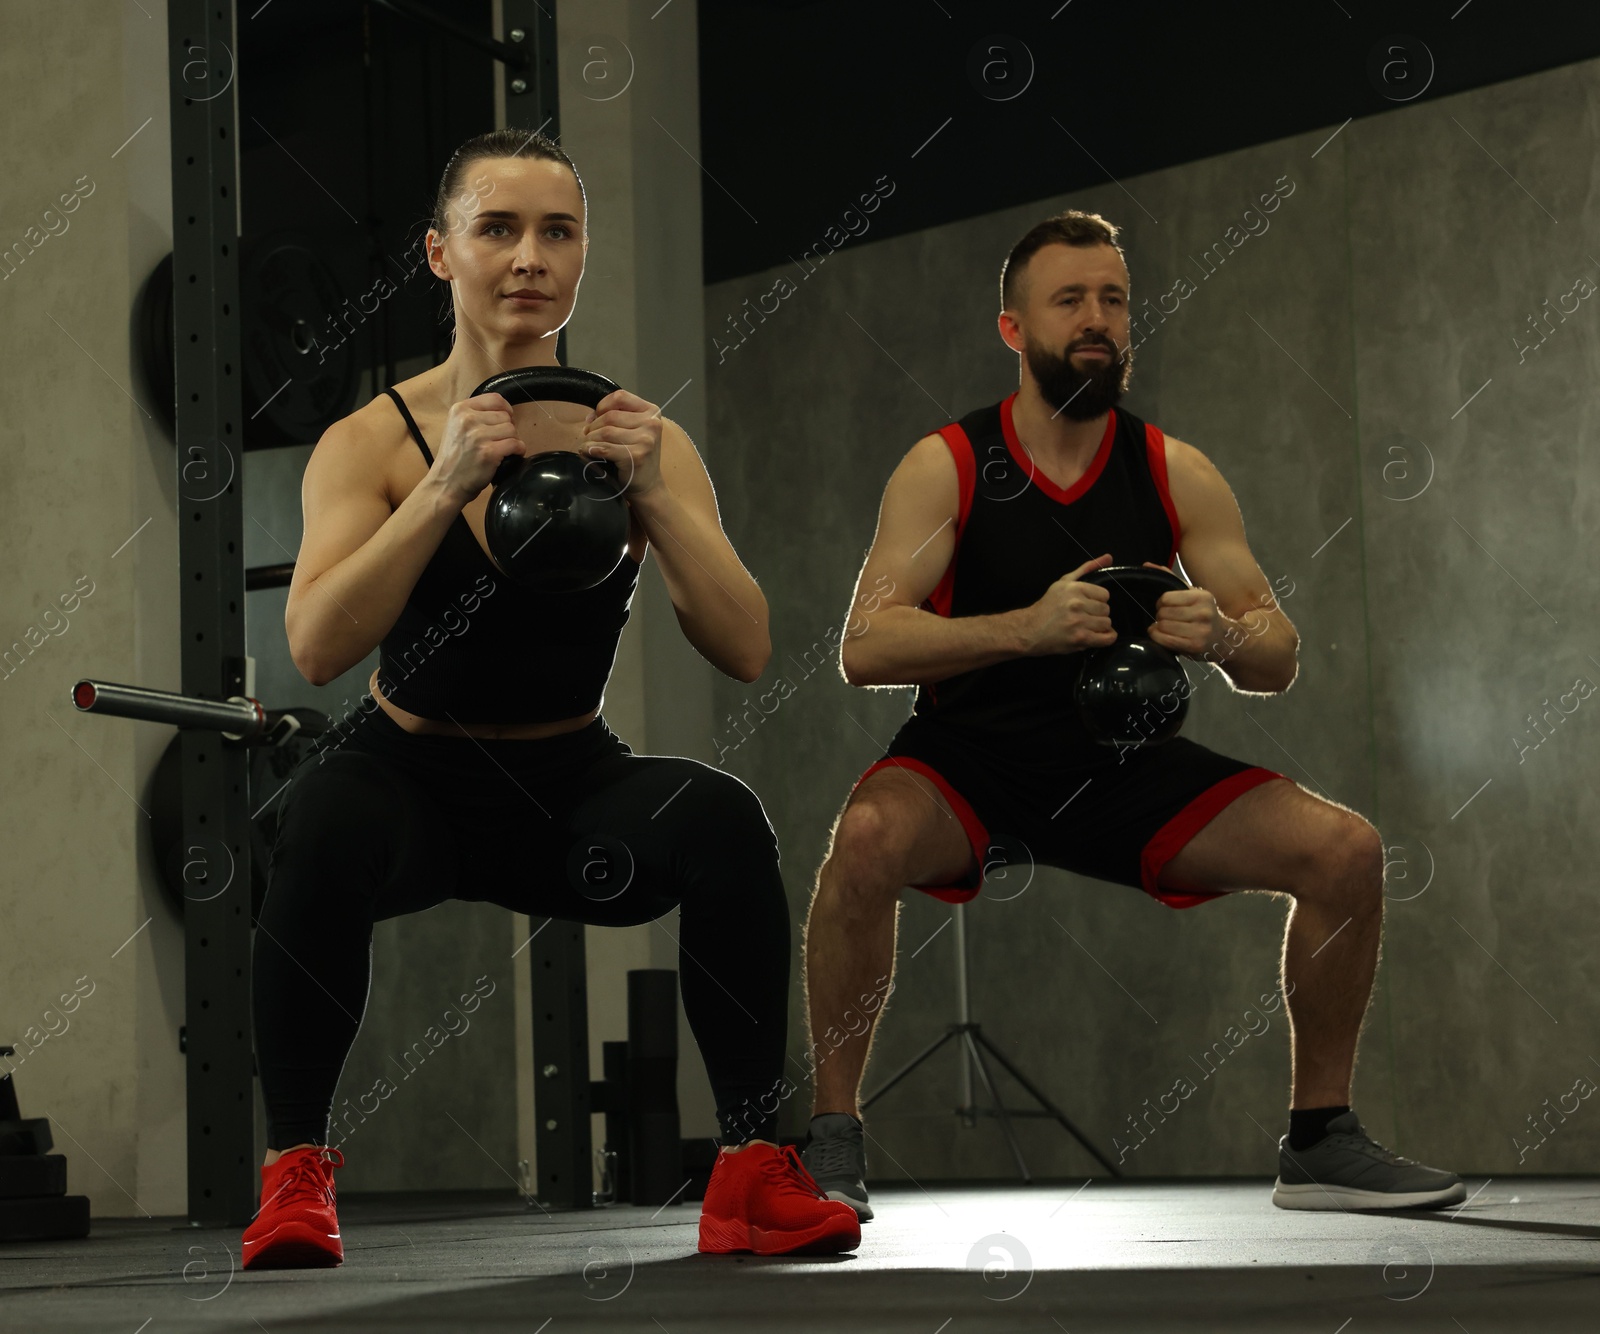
top-left (705, 57), bottom-right (1600, 1181)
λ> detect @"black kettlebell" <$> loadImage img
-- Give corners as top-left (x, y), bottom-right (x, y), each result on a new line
top-left (1074, 564), bottom-right (1193, 748)
top-left (476, 366), bottom-right (632, 592)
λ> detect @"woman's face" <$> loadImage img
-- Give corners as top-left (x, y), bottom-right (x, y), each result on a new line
top-left (427, 155), bottom-right (587, 343)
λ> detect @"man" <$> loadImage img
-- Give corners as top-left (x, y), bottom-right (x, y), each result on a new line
top-left (799, 210), bottom-right (1463, 1217)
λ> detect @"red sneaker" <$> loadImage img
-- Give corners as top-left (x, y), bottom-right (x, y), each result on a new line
top-left (697, 1141), bottom-right (861, 1255)
top-left (241, 1145), bottom-right (345, 1269)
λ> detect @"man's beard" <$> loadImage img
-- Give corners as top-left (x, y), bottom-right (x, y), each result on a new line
top-left (1025, 332), bottom-right (1133, 421)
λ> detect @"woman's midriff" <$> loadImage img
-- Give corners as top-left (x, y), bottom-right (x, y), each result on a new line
top-left (368, 667), bottom-right (599, 740)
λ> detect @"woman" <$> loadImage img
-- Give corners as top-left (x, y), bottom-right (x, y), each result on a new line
top-left (242, 128), bottom-right (857, 1267)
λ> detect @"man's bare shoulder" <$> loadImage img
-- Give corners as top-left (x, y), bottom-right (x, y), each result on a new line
top-left (1157, 431), bottom-right (1234, 494)
top-left (1158, 430), bottom-right (1206, 473)
top-left (899, 430), bottom-right (955, 474)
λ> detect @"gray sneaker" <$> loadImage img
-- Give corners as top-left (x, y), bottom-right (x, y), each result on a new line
top-left (802, 1113), bottom-right (873, 1222)
top-left (1273, 1110), bottom-right (1466, 1210)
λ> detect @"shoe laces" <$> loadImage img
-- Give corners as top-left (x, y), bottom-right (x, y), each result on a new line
top-left (763, 1144), bottom-right (827, 1200)
top-left (265, 1146), bottom-right (344, 1213)
top-left (805, 1128), bottom-right (861, 1182)
top-left (1325, 1127), bottom-right (1412, 1167)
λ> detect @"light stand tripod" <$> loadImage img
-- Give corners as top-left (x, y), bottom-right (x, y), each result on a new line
top-left (861, 901), bottom-right (1121, 1181)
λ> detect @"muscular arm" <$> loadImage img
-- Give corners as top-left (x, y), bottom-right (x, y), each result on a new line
top-left (627, 418), bottom-right (772, 683)
top-left (284, 417), bottom-right (461, 687)
top-left (840, 435), bottom-right (1040, 687)
top-left (1163, 434), bottom-right (1299, 694)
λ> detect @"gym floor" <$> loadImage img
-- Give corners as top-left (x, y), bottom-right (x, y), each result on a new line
top-left (3, 1178), bottom-right (1596, 1332)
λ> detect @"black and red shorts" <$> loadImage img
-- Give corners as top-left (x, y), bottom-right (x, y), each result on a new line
top-left (850, 714), bottom-right (1287, 909)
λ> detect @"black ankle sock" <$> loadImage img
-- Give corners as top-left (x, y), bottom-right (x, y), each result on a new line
top-left (1288, 1105), bottom-right (1350, 1151)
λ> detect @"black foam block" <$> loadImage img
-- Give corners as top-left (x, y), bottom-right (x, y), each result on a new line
top-left (0, 1119), bottom-right (53, 1156)
top-left (0, 1194), bottom-right (90, 1241)
top-left (0, 1154), bottom-right (67, 1198)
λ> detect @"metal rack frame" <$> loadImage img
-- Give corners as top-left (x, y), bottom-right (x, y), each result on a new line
top-left (167, 0), bottom-right (254, 1226)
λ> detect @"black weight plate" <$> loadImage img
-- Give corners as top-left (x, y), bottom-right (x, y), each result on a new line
top-left (134, 235), bottom-right (362, 450)
top-left (134, 252), bottom-right (175, 434)
top-left (239, 234), bottom-right (362, 448)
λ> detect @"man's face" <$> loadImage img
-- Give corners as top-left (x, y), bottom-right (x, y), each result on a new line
top-left (1005, 242), bottom-right (1133, 421)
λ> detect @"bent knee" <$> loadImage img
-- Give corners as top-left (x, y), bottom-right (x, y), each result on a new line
top-left (639, 761), bottom-right (776, 855)
top-left (1312, 816), bottom-right (1384, 906)
top-left (823, 800), bottom-right (919, 904)
top-left (1343, 818), bottom-right (1384, 881)
top-left (694, 767), bottom-right (777, 854)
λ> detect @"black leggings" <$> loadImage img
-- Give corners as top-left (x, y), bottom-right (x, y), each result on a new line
top-left (254, 703), bottom-right (791, 1150)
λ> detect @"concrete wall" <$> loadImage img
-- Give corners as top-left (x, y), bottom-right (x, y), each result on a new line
top-left (0, 1), bottom-right (186, 1217)
top-left (705, 57), bottom-right (1600, 1180)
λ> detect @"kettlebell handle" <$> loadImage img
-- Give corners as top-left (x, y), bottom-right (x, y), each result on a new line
top-left (472, 365), bottom-right (622, 490)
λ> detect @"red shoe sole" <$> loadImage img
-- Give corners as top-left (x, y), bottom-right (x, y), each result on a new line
top-left (242, 1219), bottom-right (343, 1270)
top-left (698, 1210), bottom-right (861, 1256)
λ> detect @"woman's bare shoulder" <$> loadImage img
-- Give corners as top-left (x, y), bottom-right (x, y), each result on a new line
top-left (334, 367), bottom-right (444, 440)
top-left (313, 376), bottom-right (435, 504)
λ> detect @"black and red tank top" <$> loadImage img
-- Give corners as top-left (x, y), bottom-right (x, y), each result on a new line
top-left (912, 392), bottom-right (1182, 745)
top-left (374, 387), bottom-right (640, 724)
